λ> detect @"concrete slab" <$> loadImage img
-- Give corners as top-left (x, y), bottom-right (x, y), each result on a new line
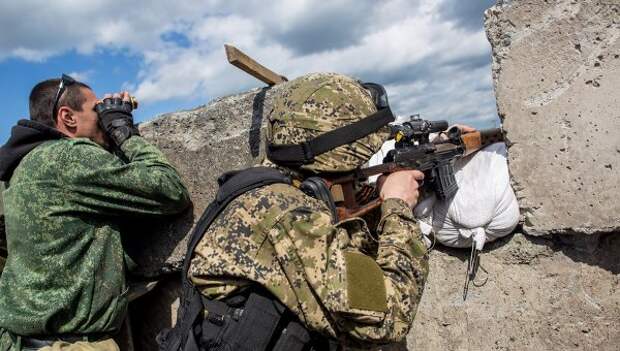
top-left (408, 233), bottom-right (620, 351)
top-left (485, 0), bottom-right (620, 236)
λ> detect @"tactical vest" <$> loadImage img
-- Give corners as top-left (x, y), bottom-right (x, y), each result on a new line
top-left (158, 167), bottom-right (337, 351)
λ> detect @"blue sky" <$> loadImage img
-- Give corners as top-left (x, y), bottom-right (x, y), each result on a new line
top-left (0, 51), bottom-right (205, 142)
top-left (0, 0), bottom-right (498, 144)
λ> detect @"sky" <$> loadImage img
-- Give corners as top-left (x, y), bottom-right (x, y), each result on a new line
top-left (0, 0), bottom-right (499, 144)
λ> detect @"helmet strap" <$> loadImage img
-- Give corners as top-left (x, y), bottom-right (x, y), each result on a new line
top-left (267, 107), bottom-right (395, 167)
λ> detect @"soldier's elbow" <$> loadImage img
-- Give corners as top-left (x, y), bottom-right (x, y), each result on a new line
top-left (152, 174), bottom-right (192, 214)
top-left (164, 184), bottom-right (191, 213)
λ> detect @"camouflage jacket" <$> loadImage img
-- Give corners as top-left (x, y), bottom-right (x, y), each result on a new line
top-left (189, 182), bottom-right (429, 346)
top-left (0, 128), bottom-right (190, 340)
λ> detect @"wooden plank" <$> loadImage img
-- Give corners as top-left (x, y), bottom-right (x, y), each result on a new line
top-left (225, 44), bottom-right (288, 86)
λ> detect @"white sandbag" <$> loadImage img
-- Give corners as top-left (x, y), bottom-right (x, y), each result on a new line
top-left (368, 139), bottom-right (395, 183)
top-left (414, 142), bottom-right (519, 248)
top-left (368, 139), bottom-right (520, 249)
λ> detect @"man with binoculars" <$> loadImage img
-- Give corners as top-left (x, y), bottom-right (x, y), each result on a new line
top-left (0, 74), bottom-right (190, 350)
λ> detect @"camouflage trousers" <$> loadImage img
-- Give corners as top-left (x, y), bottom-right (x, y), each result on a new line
top-left (33, 339), bottom-right (118, 351)
top-left (0, 331), bottom-right (118, 351)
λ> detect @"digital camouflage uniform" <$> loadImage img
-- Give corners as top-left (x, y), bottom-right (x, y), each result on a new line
top-left (189, 73), bottom-right (429, 348)
top-left (0, 121), bottom-right (190, 351)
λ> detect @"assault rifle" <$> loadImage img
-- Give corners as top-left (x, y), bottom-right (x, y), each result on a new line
top-left (320, 115), bottom-right (504, 221)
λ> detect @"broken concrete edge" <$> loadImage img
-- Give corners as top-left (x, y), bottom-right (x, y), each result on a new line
top-left (409, 232), bottom-right (620, 351)
top-left (139, 87), bottom-right (267, 129)
top-left (478, 229), bottom-right (620, 269)
top-left (524, 225), bottom-right (620, 237)
top-left (435, 223), bottom-right (620, 278)
top-left (484, 0), bottom-right (523, 228)
top-left (483, 1), bottom-right (513, 104)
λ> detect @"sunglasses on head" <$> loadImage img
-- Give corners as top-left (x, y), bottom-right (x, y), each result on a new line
top-left (52, 74), bottom-right (76, 121)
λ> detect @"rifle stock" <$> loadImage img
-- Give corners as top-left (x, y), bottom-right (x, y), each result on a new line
top-left (460, 129), bottom-right (504, 156)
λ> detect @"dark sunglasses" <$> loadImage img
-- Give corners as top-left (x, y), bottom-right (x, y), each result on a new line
top-left (51, 74), bottom-right (76, 121)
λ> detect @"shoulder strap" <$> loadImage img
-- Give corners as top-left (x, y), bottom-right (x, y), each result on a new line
top-left (183, 166), bottom-right (291, 281)
top-left (160, 166), bottom-right (291, 351)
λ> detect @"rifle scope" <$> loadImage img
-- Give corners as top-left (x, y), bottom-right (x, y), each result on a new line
top-left (391, 115), bottom-right (449, 143)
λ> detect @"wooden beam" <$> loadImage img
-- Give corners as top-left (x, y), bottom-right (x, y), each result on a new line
top-left (225, 44), bottom-right (288, 86)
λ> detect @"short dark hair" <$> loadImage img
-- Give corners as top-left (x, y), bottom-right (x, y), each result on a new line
top-left (29, 78), bottom-right (92, 128)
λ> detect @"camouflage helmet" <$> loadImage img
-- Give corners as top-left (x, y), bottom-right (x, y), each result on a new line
top-left (267, 73), bottom-right (390, 173)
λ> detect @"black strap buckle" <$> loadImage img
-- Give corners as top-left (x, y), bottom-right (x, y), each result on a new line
top-left (301, 142), bottom-right (314, 163)
top-left (206, 312), bottom-right (226, 326)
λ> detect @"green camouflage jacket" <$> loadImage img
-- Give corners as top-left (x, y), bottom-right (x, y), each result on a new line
top-left (0, 131), bottom-right (190, 342)
top-left (189, 182), bottom-right (428, 347)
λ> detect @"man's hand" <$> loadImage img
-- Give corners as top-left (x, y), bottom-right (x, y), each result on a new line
top-left (432, 124), bottom-right (477, 143)
top-left (95, 92), bottom-right (138, 148)
top-left (452, 124), bottom-right (476, 133)
top-left (378, 170), bottom-right (425, 208)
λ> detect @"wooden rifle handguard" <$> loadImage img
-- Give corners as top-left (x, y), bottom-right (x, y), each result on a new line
top-left (336, 198), bottom-right (382, 220)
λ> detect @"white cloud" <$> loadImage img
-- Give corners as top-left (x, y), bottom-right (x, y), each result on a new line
top-left (0, 0), bottom-right (205, 60)
top-left (8, 48), bottom-right (52, 62)
top-left (0, 0), bottom-right (499, 127)
top-left (66, 70), bottom-right (94, 83)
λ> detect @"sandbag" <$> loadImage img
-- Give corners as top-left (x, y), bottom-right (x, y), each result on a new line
top-left (415, 142), bottom-right (519, 248)
top-left (368, 140), bottom-right (519, 249)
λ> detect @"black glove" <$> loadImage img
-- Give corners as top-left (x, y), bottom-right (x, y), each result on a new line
top-left (95, 97), bottom-right (138, 147)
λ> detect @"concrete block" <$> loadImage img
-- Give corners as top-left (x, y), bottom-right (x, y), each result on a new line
top-left (485, 0), bottom-right (620, 236)
top-left (408, 233), bottom-right (620, 351)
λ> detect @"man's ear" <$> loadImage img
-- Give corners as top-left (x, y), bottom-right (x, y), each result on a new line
top-left (57, 107), bottom-right (77, 130)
